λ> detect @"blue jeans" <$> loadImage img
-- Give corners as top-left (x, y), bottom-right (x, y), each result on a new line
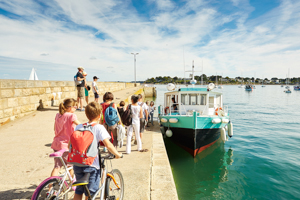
top-left (150, 112), bottom-right (154, 125)
top-left (73, 166), bottom-right (100, 196)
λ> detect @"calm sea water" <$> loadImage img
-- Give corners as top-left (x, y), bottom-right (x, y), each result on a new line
top-left (149, 85), bottom-right (300, 200)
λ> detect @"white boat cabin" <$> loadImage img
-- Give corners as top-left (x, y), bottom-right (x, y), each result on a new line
top-left (162, 88), bottom-right (227, 116)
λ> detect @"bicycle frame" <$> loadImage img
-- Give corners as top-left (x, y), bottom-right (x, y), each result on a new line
top-left (31, 153), bottom-right (76, 200)
top-left (84, 158), bottom-right (120, 200)
top-left (55, 156), bottom-right (75, 199)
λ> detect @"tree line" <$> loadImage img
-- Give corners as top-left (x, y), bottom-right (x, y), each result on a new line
top-left (144, 75), bottom-right (300, 85)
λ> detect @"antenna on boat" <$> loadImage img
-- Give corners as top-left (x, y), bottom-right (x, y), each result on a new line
top-left (185, 60), bottom-right (201, 88)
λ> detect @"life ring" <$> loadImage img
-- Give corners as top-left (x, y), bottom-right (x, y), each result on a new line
top-left (215, 107), bottom-right (222, 115)
top-left (164, 107), bottom-right (170, 114)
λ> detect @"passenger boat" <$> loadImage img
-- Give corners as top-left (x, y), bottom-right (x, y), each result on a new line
top-left (158, 65), bottom-right (233, 157)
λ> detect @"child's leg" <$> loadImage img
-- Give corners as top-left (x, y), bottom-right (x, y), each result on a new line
top-left (109, 125), bottom-right (118, 149)
top-left (126, 126), bottom-right (133, 154)
top-left (73, 193), bottom-right (83, 200)
top-left (50, 167), bottom-right (60, 177)
top-left (151, 113), bottom-right (154, 125)
top-left (133, 123), bottom-right (142, 151)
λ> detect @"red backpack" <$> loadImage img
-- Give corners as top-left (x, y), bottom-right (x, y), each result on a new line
top-left (67, 123), bottom-right (99, 166)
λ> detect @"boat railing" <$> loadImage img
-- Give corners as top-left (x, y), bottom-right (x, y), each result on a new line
top-left (208, 103), bottom-right (229, 116)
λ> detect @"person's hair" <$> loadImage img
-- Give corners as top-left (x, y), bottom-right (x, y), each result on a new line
top-left (145, 100), bottom-right (149, 105)
top-left (103, 92), bottom-right (114, 101)
top-left (119, 101), bottom-right (125, 107)
top-left (138, 94), bottom-right (143, 100)
top-left (85, 102), bottom-right (101, 121)
top-left (150, 101), bottom-right (154, 106)
top-left (59, 98), bottom-right (77, 115)
top-left (131, 95), bottom-right (139, 104)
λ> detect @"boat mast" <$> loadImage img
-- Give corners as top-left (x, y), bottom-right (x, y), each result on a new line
top-left (183, 46), bottom-right (186, 86)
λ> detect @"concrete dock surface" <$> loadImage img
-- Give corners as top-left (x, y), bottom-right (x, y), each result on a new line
top-left (0, 87), bottom-right (178, 200)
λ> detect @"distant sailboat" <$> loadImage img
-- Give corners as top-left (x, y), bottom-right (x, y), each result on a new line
top-left (29, 68), bottom-right (38, 80)
top-left (284, 70), bottom-right (292, 93)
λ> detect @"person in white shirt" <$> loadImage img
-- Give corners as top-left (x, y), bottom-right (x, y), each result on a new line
top-left (92, 76), bottom-right (99, 103)
top-left (137, 94), bottom-right (148, 139)
top-left (126, 95), bottom-right (148, 153)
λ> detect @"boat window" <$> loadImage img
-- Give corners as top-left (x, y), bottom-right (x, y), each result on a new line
top-left (209, 96), bottom-right (214, 108)
top-left (189, 94), bottom-right (198, 105)
top-left (166, 95), bottom-right (171, 106)
top-left (216, 95), bottom-right (221, 107)
top-left (200, 94), bottom-right (207, 105)
top-left (181, 94), bottom-right (188, 105)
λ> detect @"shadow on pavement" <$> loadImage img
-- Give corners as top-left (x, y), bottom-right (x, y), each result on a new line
top-left (0, 185), bottom-right (36, 200)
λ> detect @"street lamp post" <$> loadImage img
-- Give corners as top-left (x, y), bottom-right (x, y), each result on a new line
top-left (131, 53), bottom-right (139, 87)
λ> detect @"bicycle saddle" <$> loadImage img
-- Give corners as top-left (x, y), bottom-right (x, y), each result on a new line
top-left (49, 149), bottom-right (67, 158)
top-left (72, 173), bottom-right (90, 186)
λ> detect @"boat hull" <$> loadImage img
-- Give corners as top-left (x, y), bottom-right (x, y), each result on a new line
top-left (163, 127), bottom-right (221, 157)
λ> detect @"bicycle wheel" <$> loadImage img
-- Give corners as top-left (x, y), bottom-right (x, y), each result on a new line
top-left (32, 177), bottom-right (70, 200)
top-left (104, 169), bottom-right (124, 200)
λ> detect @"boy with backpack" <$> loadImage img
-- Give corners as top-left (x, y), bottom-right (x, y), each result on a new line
top-left (100, 92), bottom-right (121, 150)
top-left (68, 102), bottom-right (122, 200)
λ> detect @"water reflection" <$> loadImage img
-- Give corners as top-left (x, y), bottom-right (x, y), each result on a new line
top-left (164, 137), bottom-right (234, 199)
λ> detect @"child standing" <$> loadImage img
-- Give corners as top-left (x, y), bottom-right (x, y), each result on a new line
top-left (117, 101), bottom-right (126, 120)
top-left (126, 95), bottom-right (148, 153)
top-left (50, 98), bottom-right (80, 178)
top-left (92, 76), bottom-right (100, 102)
top-left (149, 101), bottom-right (155, 126)
top-left (83, 71), bottom-right (89, 105)
top-left (100, 92), bottom-right (121, 150)
top-left (72, 102), bottom-right (122, 200)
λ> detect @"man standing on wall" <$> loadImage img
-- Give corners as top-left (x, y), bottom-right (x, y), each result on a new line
top-left (76, 67), bottom-right (86, 111)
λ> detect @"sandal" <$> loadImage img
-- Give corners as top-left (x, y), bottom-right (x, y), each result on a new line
top-left (139, 149), bottom-right (149, 152)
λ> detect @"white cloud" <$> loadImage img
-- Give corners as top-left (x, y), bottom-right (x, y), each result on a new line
top-left (0, 0), bottom-right (300, 81)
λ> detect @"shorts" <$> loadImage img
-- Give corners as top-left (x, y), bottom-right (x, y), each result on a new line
top-left (74, 166), bottom-right (100, 196)
top-left (140, 118), bottom-right (145, 133)
top-left (94, 93), bottom-right (99, 98)
top-left (77, 87), bottom-right (85, 99)
top-left (85, 88), bottom-right (89, 97)
top-left (53, 150), bottom-right (71, 168)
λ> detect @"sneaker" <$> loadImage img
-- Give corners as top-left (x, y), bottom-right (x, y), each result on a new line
top-left (80, 108), bottom-right (85, 111)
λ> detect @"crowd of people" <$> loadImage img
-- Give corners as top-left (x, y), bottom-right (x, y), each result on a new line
top-left (49, 67), bottom-right (156, 199)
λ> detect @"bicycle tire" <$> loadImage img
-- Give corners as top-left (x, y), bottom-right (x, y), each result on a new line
top-left (31, 177), bottom-right (69, 200)
top-left (104, 169), bottom-right (124, 200)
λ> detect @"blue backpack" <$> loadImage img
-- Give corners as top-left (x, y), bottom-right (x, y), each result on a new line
top-left (105, 103), bottom-right (119, 127)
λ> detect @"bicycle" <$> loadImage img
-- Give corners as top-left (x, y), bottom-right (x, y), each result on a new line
top-left (72, 152), bottom-right (124, 200)
top-left (31, 149), bottom-right (76, 200)
top-left (31, 149), bottom-right (124, 200)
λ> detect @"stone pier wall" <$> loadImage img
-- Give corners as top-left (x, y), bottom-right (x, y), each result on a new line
top-left (0, 79), bottom-right (139, 125)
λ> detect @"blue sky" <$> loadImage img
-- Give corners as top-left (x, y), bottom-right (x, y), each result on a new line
top-left (0, 0), bottom-right (299, 81)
